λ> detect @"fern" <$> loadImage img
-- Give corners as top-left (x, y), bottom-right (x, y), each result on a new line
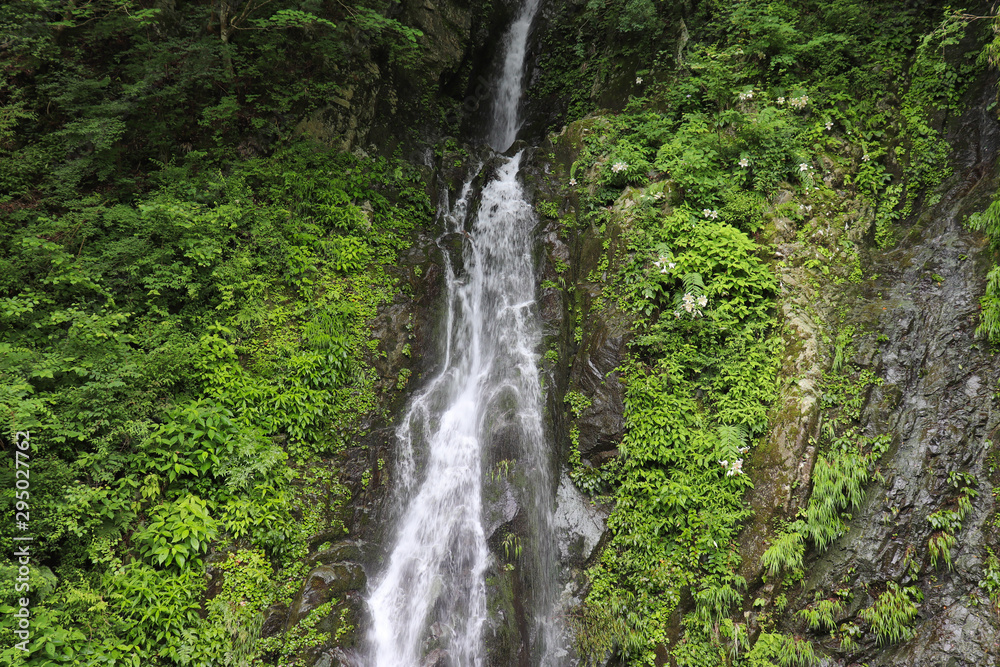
top-left (928, 531), bottom-right (957, 570)
top-left (760, 530), bottom-right (805, 578)
top-left (689, 576), bottom-right (746, 635)
top-left (746, 632), bottom-right (818, 667)
top-left (859, 582), bottom-right (922, 645)
top-left (803, 451), bottom-right (869, 550)
top-left (717, 422), bottom-right (751, 460)
top-left (681, 271), bottom-right (706, 296)
top-left (797, 598), bottom-right (844, 632)
top-left (968, 202), bottom-right (1000, 341)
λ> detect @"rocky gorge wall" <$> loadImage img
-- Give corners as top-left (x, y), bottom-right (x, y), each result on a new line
top-left (525, 55), bottom-right (1000, 667)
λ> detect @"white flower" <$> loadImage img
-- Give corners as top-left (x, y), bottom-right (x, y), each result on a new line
top-left (825, 120), bottom-right (833, 131)
top-left (686, 94), bottom-right (692, 98)
top-left (569, 178), bottom-right (577, 186)
top-left (636, 76), bottom-right (643, 84)
top-left (611, 161), bottom-right (628, 173)
top-left (697, 295), bottom-right (708, 308)
top-left (668, 261), bottom-right (676, 269)
top-left (799, 163), bottom-right (810, 172)
top-left (789, 95), bottom-right (809, 110)
top-left (738, 90), bottom-right (754, 101)
top-left (738, 445), bottom-right (750, 454)
top-left (674, 310), bottom-right (682, 318)
top-left (862, 154), bottom-right (870, 162)
top-left (702, 209), bottom-right (719, 219)
top-left (727, 458), bottom-right (744, 476)
top-left (738, 157), bottom-right (750, 168)
top-left (777, 96), bottom-right (785, 105)
top-left (719, 459), bottom-right (729, 469)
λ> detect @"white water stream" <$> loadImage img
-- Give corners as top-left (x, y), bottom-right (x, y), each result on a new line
top-left (364, 0), bottom-right (565, 664)
top-left (489, 0), bottom-right (542, 153)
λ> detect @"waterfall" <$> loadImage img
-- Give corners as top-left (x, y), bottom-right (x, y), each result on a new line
top-left (364, 0), bottom-right (565, 664)
top-left (489, 0), bottom-right (542, 152)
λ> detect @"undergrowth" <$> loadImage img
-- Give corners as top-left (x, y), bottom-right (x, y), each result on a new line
top-left (547, 0), bottom-right (976, 664)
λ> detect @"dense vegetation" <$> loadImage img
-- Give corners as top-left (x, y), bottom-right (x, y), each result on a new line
top-left (1, 0), bottom-right (995, 665)
top-left (1, 1), bottom-right (433, 664)
top-left (531, 0), bottom-right (984, 663)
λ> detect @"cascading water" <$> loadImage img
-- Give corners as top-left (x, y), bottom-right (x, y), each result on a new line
top-left (364, 0), bottom-right (568, 664)
top-left (489, 0), bottom-right (541, 153)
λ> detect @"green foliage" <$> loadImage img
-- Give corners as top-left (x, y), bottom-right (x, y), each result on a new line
top-left (859, 582), bottom-right (922, 645)
top-left (744, 632), bottom-right (818, 667)
top-left (967, 200), bottom-right (1000, 342)
top-left (134, 495), bottom-right (218, 569)
top-left (604, 141), bottom-right (653, 187)
top-left (547, 5), bottom-right (966, 662)
top-left (802, 449), bottom-right (869, 550)
top-left (926, 470), bottom-right (978, 570)
top-left (796, 598), bottom-right (844, 633)
top-left (1, 109), bottom-right (429, 662)
top-left (575, 113), bottom-right (778, 665)
top-left (761, 530), bottom-right (805, 579)
top-left (979, 547), bottom-right (1000, 609)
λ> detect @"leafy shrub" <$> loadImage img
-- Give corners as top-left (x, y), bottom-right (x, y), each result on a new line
top-left (603, 141), bottom-right (652, 187)
top-left (134, 495), bottom-right (218, 569)
top-left (734, 106), bottom-right (803, 192)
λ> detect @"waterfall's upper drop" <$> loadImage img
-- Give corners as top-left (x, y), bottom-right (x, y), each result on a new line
top-left (487, 0), bottom-right (543, 152)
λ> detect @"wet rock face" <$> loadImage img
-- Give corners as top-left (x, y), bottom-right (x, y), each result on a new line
top-left (553, 473), bottom-right (609, 566)
top-left (286, 562), bottom-right (367, 630)
top-left (568, 315), bottom-right (627, 463)
top-left (786, 76), bottom-right (1000, 665)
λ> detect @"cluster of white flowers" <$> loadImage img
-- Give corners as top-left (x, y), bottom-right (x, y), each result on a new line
top-left (798, 163), bottom-right (811, 173)
top-left (719, 458), bottom-right (744, 476)
top-left (636, 76), bottom-right (643, 84)
top-left (738, 157), bottom-right (750, 168)
top-left (737, 90), bottom-right (754, 101)
top-left (799, 204), bottom-right (813, 213)
top-left (825, 120), bottom-right (834, 131)
top-left (702, 208), bottom-right (719, 219)
top-left (788, 95), bottom-right (809, 109)
top-left (677, 292), bottom-right (708, 317)
top-left (611, 161), bottom-right (628, 173)
top-left (569, 178), bottom-right (577, 186)
top-left (652, 255), bottom-right (676, 273)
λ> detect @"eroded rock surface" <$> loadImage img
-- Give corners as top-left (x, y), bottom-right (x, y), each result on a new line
top-left (775, 74), bottom-right (1000, 666)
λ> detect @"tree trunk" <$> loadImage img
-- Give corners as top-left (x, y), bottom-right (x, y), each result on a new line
top-left (218, 0), bottom-right (235, 81)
